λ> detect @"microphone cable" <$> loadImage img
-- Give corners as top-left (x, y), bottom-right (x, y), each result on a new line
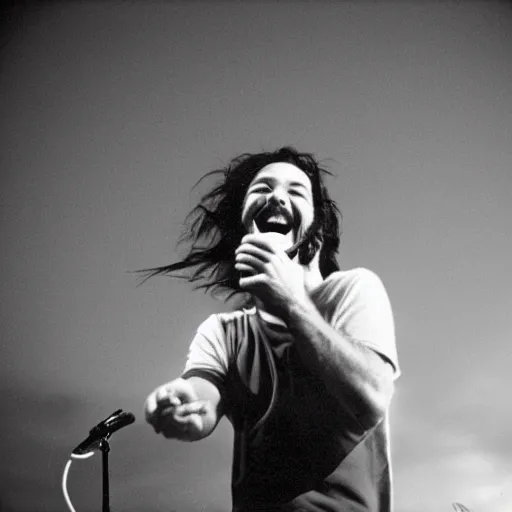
top-left (62, 451), bottom-right (95, 512)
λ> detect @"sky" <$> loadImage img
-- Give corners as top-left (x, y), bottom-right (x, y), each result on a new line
top-left (1, 1), bottom-right (511, 511)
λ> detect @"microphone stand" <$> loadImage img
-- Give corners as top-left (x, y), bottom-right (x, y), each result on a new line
top-left (70, 409), bottom-right (135, 512)
top-left (99, 437), bottom-right (111, 512)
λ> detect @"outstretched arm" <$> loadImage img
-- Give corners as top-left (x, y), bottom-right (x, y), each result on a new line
top-left (145, 376), bottom-right (224, 442)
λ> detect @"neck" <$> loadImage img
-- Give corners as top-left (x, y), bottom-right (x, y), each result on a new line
top-left (302, 250), bottom-right (323, 293)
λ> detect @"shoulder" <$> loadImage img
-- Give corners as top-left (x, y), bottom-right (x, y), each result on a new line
top-left (322, 267), bottom-right (387, 295)
top-left (312, 268), bottom-right (392, 315)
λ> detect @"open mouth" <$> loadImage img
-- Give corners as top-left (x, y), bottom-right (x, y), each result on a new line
top-left (254, 210), bottom-right (293, 235)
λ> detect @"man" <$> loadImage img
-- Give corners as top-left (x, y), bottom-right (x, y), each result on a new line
top-left (144, 147), bottom-right (400, 512)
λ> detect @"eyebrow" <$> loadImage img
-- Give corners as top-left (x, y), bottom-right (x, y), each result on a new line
top-left (289, 181), bottom-right (309, 191)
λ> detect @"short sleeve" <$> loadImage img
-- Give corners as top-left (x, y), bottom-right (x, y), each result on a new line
top-left (331, 268), bottom-right (400, 379)
top-left (181, 314), bottom-right (230, 391)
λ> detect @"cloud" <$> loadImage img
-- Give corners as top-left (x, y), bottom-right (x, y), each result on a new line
top-left (391, 373), bottom-right (512, 512)
top-left (394, 448), bottom-right (512, 512)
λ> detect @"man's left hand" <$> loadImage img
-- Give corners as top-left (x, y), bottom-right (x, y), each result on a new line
top-left (235, 234), bottom-right (309, 317)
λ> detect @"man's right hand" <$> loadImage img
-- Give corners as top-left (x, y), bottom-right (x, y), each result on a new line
top-left (144, 378), bottom-right (208, 441)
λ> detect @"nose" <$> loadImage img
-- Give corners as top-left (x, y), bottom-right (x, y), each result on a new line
top-left (267, 187), bottom-right (288, 207)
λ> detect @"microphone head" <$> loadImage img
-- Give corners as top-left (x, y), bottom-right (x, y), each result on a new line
top-left (72, 410), bottom-right (136, 455)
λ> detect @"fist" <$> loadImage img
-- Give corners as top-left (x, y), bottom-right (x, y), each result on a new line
top-left (144, 378), bottom-right (207, 441)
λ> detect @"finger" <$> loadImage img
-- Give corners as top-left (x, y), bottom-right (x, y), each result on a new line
top-left (186, 414), bottom-right (204, 432)
top-left (155, 387), bottom-right (180, 408)
top-left (169, 395), bottom-right (181, 406)
top-left (235, 262), bottom-right (258, 275)
top-left (239, 274), bottom-right (267, 289)
top-left (158, 400), bottom-right (207, 427)
top-left (174, 413), bottom-right (203, 432)
top-left (235, 253), bottom-right (266, 270)
top-left (235, 243), bottom-right (272, 262)
top-left (175, 401), bottom-right (208, 417)
top-left (153, 401), bottom-right (194, 432)
top-left (158, 395), bottom-right (181, 409)
top-left (241, 234), bottom-right (275, 252)
top-left (156, 386), bottom-right (170, 402)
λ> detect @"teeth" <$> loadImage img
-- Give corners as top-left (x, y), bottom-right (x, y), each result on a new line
top-left (266, 215), bottom-right (287, 224)
top-left (253, 211), bottom-right (292, 234)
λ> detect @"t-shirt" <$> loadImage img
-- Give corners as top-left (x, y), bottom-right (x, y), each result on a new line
top-left (182, 268), bottom-right (400, 512)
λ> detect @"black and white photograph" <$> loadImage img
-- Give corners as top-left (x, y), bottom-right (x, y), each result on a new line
top-left (1, 2), bottom-right (511, 511)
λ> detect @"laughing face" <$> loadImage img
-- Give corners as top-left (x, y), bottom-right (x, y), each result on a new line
top-left (241, 162), bottom-right (315, 252)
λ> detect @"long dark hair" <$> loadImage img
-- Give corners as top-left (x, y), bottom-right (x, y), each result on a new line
top-left (138, 147), bottom-right (342, 300)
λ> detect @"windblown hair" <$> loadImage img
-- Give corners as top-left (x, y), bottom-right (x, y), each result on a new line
top-left (139, 147), bottom-right (342, 300)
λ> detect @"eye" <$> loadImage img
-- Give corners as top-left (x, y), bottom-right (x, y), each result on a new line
top-left (288, 188), bottom-right (307, 198)
top-left (250, 184), bottom-right (272, 194)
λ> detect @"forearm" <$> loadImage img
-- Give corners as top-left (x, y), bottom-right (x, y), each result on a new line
top-left (282, 297), bottom-right (394, 429)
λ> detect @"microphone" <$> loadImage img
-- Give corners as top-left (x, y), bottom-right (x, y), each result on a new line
top-left (72, 409), bottom-right (135, 455)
